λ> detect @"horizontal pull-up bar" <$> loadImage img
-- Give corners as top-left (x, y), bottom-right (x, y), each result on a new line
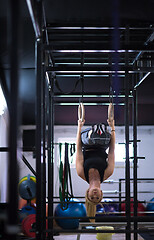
top-left (55, 94), bottom-right (133, 98)
top-left (46, 26), bottom-right (154, 30)
top-left (46, 67), bottom-right (154, 74)
top-left (44, 44), bottom-right (154, 52)
top-left (46, 66), bottom-right (132, 71)
top-left (55, 102), bottom-right (125, 106)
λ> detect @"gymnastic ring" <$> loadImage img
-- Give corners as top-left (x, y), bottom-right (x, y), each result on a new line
top-left (78, 103), bottom-right (85, 122)
top-left (108, 103), bottom-right (114, 121)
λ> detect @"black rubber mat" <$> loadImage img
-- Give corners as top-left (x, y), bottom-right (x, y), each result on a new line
top-left (140, 232), bottom-right (154, 240)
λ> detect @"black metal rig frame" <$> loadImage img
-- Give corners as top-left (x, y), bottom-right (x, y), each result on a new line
top-left (1, 0), bottom-right (154, 239)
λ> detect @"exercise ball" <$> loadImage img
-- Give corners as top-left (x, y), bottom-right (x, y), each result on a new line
top-left (121, 198), bottom-right (146, 216)
top-left (103, 199), bottom-right (119, 215)
top-left (96, 204), bottom-right (106, 221)
top-left (96, 199), bottom-right (119, 220)
top-left (146, 198), bottom-right (154, 216)
top-left (54, 198), bottom-right (86, 229)
top-left (96, 203), bottom-right (105, 213)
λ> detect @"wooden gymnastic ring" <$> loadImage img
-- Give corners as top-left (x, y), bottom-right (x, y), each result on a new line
top-left (108, 103), bottom-right (114, 121)
top-left (78, 103), bottom-right (85, 121)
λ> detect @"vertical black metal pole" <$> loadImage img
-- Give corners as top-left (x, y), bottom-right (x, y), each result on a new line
top-left (47, 86), bottom-right (52, 239)
top-left (133, 74), bottom-right (138, 240)
top-left (7, 1), bottom-right (20, 239)
top-left (48, 76), bottom-right (54, 239)
top-left (51, 76), bottom-right (54, 239)
top-left (125, 26), bottom-right (131, 240)
top-left (35, 36), bottom-right (43, 239)
top-left (42, 58), bottom-right (47, 239)
top-left (35, 1), bottom-right (43, 239)
top-left (35, 0), bottom-right (43, 238)
top-left (111, 0), bottom-right (120, 115)
top-left (119, 179), bottom-right (122, 212)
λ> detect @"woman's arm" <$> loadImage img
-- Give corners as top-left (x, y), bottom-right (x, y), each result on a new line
top-left (76, 119), bottom-right (86, 180)
top-left (104, 119), bottom-right (115, 180)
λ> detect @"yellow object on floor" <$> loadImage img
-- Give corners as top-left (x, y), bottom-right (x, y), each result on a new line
top-left (96, 226), bottom-right (114, 240)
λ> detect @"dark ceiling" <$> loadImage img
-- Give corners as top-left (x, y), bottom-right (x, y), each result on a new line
top-left (0, 0), bottom-right (154, 126)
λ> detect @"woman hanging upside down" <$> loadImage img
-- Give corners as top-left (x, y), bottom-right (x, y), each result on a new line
top-left (76, 103), bottom-right (115, 222)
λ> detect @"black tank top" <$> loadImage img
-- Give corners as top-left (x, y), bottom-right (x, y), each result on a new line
top-left (83, 148), bottom-right (108, 183)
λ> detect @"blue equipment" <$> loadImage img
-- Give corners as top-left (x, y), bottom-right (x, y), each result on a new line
top-left (146, 197), bottom-right (154, 216)
top-left (18, 174), bottom-right (36, 200)
top-left (19, 205), bottom-right (36, 222)
top-left (54, 198), bottom-right (86, 229)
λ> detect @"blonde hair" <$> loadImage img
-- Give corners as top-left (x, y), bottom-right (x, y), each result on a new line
top-left (85, 189), bottom-right (103, 222)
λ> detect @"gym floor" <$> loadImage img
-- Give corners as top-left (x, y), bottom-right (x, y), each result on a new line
top-left (54, 233), bottom-right (144, 240)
